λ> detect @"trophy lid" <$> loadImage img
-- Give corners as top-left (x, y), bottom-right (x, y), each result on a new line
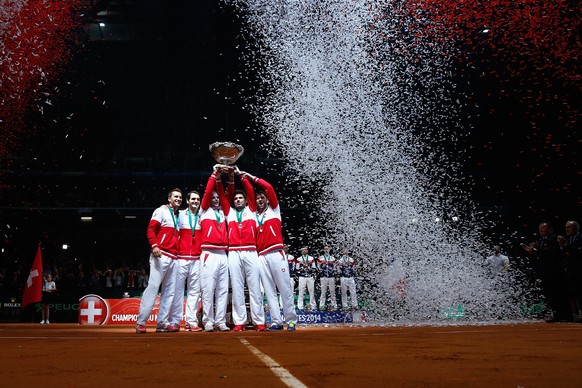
top-left (209, 141), bottom-right (244, 165)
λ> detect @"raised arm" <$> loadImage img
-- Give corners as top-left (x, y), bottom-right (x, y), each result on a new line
top-left (240, 174), bottom-right (257, 212)
top-left (200, 168), bottom-right (219, 211)
top-left (240, 171), bottom-right (278, 209)
top-left (215, 173), bottom-right (231, 216)
top-left (226, 170), bottom-right (235, 202)
top-left (218, 180), bottom-right (231, 215)
top-left (255, 177), bottom-right (278, 209)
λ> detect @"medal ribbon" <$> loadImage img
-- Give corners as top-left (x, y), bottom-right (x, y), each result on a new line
top-left (214, 209), bottom-right (222, 225)
top-left (256, 211), bottom-right (265, 229)
top-left (187, 209), bottom-right (199, 235)
top-left (167, 205), bottom-right (178, 231)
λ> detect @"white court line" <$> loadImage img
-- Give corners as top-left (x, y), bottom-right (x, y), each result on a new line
top-left (239, 338), bottom-right (307, 388)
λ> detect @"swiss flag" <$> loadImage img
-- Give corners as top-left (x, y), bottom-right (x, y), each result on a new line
top-left (22, 245), bottom-right (43, 309)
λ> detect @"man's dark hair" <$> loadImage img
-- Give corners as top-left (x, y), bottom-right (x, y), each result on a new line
top-left (168, 188), bottom-right (182, 198)
top-left (233, 189), bottom-right (247, 199)
top-left (187, 190), bottom-right (200, 200)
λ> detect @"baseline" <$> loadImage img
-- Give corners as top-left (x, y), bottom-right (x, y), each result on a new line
top-left (239, 337), bottom-right (307, 388)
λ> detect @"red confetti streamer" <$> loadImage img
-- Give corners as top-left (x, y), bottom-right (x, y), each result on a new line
top-left (0, 0), bottom-right (86, 160)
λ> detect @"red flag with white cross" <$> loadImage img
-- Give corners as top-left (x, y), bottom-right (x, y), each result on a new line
top-left (22, 245), bottom-right (43, 309)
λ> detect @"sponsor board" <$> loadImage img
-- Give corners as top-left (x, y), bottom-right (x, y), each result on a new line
top-left (78, 295), bottom-right (367, 325)
top-left (267, 309), bottom-right (367, 324)
top-left (297, 310), bottom-right (354, 324)
top-left (0, 297), bottom-right (23, 321)
top-left (78, 294), bottom-right (187, 325)
top-left (439, 305), bottom-right (465, 319)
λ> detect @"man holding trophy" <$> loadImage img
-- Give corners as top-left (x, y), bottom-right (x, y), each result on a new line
top-left (198, 163), bottom-right (231, 332)
top-left (217, 169), bottom-right (266, 332)
top-left (209, 142), bottom-right (297, 331)
top-left (243, 170), bottom-right (298, 331)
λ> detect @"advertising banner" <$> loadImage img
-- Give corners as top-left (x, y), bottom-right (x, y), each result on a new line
top-left (78, 294), bottom-right (366, 325)
top-left (78, 294), bottom-right (187, 325)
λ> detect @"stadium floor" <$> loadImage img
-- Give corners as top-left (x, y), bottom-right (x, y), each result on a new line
top-left (1, 322), bottom-right (581, 387)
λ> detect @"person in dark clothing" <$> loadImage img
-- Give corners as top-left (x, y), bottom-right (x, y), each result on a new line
top-left (558, 220), bottom-right (582, 322)
top-left (522, 222), bottom-right (571, 322)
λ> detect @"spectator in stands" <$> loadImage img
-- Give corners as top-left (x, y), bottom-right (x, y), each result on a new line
top-left (113, 267), bottom-right (125, 296)
top-left (104, 267), bottom-right (114, 297)
top-left (89, 267), bottom-right (103, 294)
top-left (137, 268), bottom-right (149, 289)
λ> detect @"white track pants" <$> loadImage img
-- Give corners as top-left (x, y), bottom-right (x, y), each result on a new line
top-left (281, 277), bottom-right (296, 307)
top-left (137, 254), bottom-right (177, 326)
top-left (200, 250), bottom-right (229, 327)
top-left (169, 259), bottom-right (201, 326)
top-left (340, 277), bottom-right (357, 308)
top-left (319, 277), bottom-right (338, 309)
top-left (297, 276), bottom-right (316, 310)
top-left (228, 250), bottom-right (265, 326)
top-left (259, 249), bottom-right (297, 325)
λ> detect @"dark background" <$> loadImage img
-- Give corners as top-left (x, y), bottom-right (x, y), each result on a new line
top-left (0, 1), bottom-right (579, 308)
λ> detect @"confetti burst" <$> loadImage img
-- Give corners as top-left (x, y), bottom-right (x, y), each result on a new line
top-left (0, 0), bottom-right (86, 160)
top-left (224, 0), bottom-right (548, 322)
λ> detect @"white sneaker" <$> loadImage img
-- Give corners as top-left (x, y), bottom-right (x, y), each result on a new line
top-left (45, 320), bottom-right (50, 324)
top-left (40, 320), bottom-right (45, 324)
top-left (217, 323), bottom-right (230, 332)
top-left (204, 324), bottom-right (214, 332)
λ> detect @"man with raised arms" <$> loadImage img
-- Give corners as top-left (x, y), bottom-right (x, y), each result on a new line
top-left (239, 170), bottom-right (297, 331)
top-left (218, 168), bottom-right (266, 331)
top-left (199, 166), bottom-right (231, 332)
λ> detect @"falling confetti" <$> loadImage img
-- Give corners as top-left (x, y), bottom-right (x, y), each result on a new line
top-left (0, 0), bottom-right (86, 160)
top-left (220, 0), bottom-right (569, 322)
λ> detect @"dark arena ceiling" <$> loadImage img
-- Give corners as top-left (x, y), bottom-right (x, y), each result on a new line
top-left (0, 0), bottom-right (579, 273)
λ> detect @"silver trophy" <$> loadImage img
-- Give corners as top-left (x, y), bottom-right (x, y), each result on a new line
top-left (209, 141), bottom-right (244, 172)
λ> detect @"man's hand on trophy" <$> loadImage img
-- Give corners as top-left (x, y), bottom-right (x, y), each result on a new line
top-left (220, 165), bottom-right (233, 174)
top-left (238, 170), bottom-right (251, 180)
top-left (236, 167), bottom-right (249, 178)
top-left (213, 164), bottom-right (231, 174)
